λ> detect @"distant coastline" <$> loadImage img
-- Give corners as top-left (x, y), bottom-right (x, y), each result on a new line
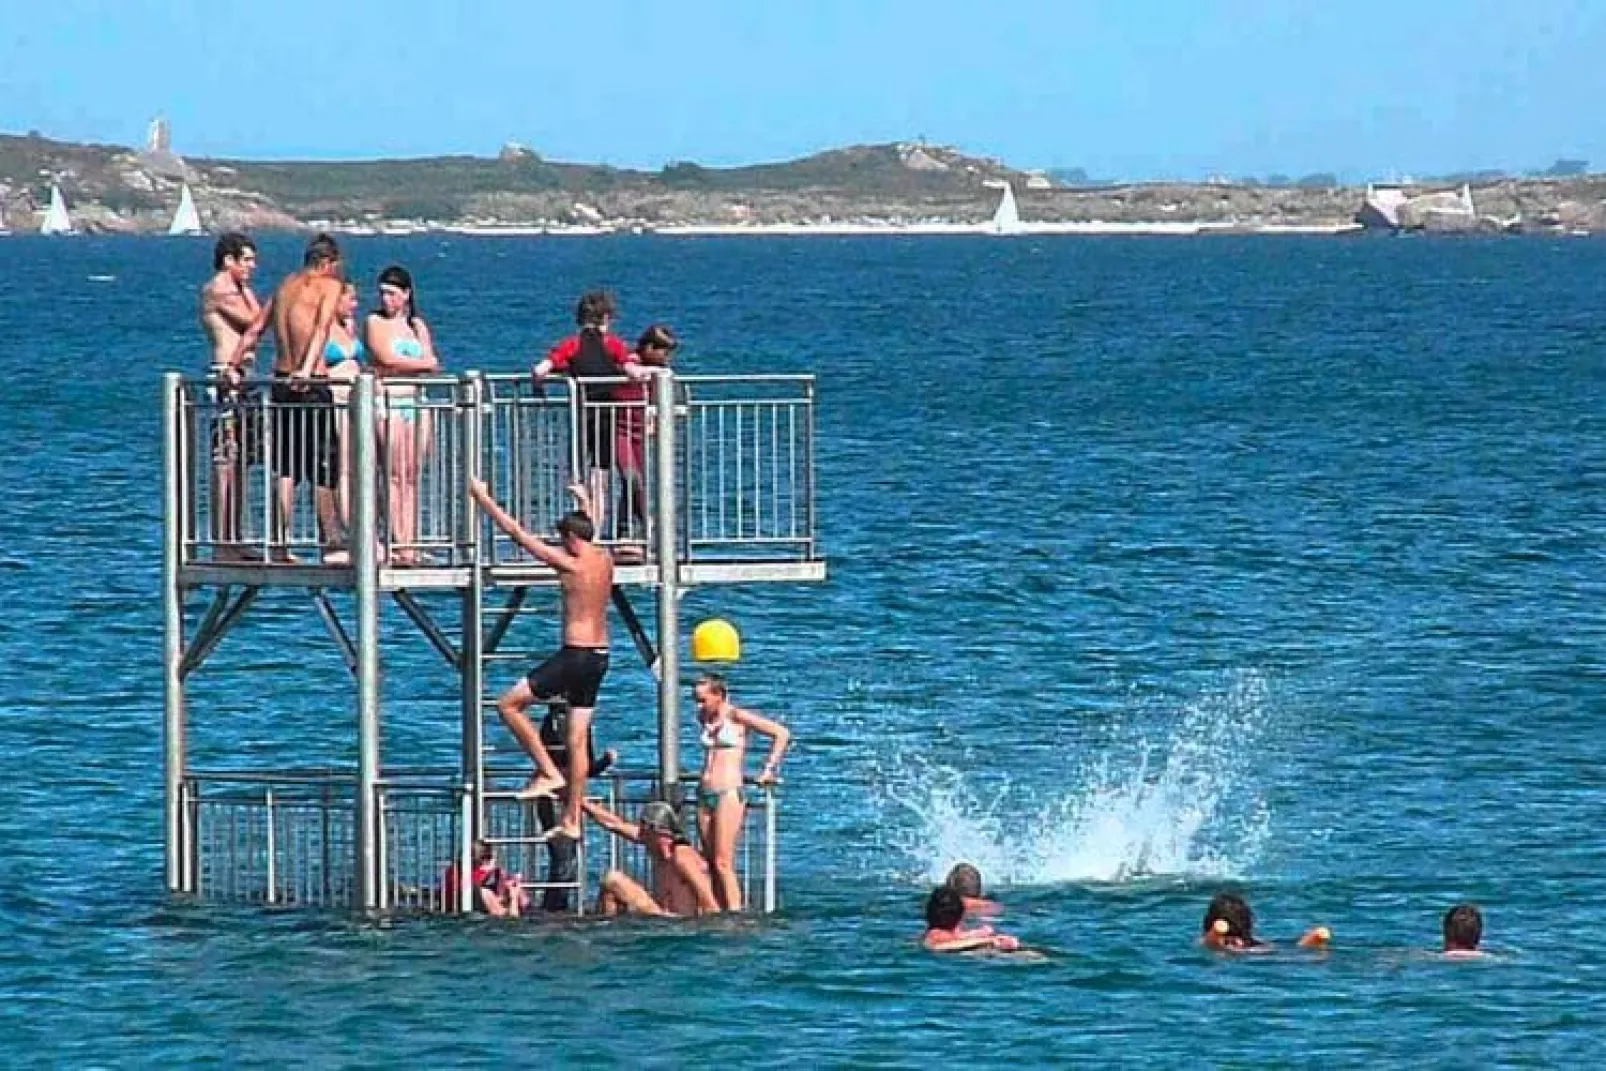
top-left (1, 131), bottom-right (1602, 237)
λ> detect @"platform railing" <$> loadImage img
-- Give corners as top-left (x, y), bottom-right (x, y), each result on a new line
top-left (181, 768), bottom-right (779, 915)
top-left (175, 371), bottom-right (816, 570)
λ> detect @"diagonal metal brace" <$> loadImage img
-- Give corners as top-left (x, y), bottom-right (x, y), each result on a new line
top-left (393, 590), bottom-right (461, 670)
top-left (482, 587), bottom-right (528, 656)
top-left (180, 586), bottom-right (259, 679)
top-left (311, 588), bottom-right (359, 677)
top-left (611, 585), bottom-right (661, 679)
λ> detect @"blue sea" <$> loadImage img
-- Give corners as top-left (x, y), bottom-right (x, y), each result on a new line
top-left (1, 233), bottom-right (1604, 1066)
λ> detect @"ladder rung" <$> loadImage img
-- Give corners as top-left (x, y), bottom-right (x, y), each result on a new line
top-left (479, 830), bottom-right (572, 845)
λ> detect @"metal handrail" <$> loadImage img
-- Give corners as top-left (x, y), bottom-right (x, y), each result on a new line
top-left (173, 370), bottom-right (820, 569)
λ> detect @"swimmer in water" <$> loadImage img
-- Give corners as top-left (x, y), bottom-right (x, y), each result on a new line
top-left (922, 886), bottom-right (1020, 954)
top-left (944, 862), bottom-right (1002, 918)
top-left (1200, 893), bottom-right (1331, 953)
top-left (1442, 903), bottom-right (1485, 958)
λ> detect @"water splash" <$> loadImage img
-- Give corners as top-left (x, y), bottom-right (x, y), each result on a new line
top-left (875, 672), bottom-right (1274, 885)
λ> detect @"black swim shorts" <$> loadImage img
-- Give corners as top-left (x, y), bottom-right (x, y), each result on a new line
top-left (269, 380), bottom-right (340, 488)
top-left (526, 646), bottom-right (610, 708)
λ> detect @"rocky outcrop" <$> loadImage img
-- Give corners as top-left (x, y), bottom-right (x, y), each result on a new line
top-left (2, 131), bottom-right (1603, 235)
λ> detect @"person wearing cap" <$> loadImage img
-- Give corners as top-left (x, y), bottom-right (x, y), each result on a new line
top-left (582, 798), bottom-right (720, 917)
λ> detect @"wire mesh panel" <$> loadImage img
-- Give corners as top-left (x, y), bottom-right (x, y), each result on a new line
top-left (188, 776), bottom-right (356, 908)
top-left (379, 784), bottom-right (462, 913)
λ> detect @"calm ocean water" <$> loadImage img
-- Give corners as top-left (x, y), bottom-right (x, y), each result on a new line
top-left (1, 233), bottom-right (1603, 1066)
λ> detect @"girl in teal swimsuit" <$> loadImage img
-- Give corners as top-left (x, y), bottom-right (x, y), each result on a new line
top-left (693, 672), bottom-right (791, 912)
top-left (326, 281), bottom-right (365, 526)
top-left (364, 265), bottom-right (440, 565)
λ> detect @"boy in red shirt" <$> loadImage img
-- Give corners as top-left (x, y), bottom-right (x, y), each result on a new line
top-left (532, 292), bottom-right (654, 540)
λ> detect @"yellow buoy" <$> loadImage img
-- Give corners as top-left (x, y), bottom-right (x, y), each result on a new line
top-left (691, 618), bottom-right (741, 662)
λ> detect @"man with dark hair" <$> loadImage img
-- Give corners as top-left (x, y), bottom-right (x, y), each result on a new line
top-left (199, 231), bottom-right (263, 559)
top-left (1442, 904), bottom-right (1484, 957)
top-left (468, 480), bottom-right (614, 841)
top-left (246, 232), bottom-right (347, 562)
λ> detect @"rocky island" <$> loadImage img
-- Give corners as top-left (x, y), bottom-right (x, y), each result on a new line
top-left (1, 131), bottom-right (1602, 236)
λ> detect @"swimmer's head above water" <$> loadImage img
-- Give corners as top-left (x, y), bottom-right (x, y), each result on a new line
top-left (1443, 903), bottom-right (1483, 954)
top-left (1202, 893), bottom-right (1258, 949)
top-left (925, 886), bottom-right (966, 932)
top-left (945, 863), bottom-right (984, 900)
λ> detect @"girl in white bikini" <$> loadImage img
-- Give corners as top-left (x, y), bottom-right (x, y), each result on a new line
top-left (693, 673), bottom-right (790, 911)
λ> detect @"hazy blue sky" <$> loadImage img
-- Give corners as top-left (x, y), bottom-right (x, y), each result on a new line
top-left (3, 0), bottom-right (1602, 179)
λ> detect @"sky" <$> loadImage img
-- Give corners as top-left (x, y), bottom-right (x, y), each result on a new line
top-left (3, 0), bottom-right (1604, 181)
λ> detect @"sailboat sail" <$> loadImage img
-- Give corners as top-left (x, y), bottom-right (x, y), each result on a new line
top-left (169, 183), bottom-right (203, 235)
top-left (41, 185), bottom-right (73, 235)
top-left (991, 183), bottom-right (1022, 233)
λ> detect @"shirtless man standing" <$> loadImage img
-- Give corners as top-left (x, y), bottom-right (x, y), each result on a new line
top-left (583, 799), bottom-right (720, 917)
top-left (468, 479), bottom-right (613, 840)
top-left (199, 233), bottom-right (263, 559)
top-left (261, 234), bottom-right (347, 561)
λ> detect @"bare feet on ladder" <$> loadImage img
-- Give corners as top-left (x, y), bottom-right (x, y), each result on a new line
top-left (515, 773), bottom-right (566, 801)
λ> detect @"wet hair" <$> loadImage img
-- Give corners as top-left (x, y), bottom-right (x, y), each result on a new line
top-left (696, 673), bottom-right (729, 698)
top-left (636, 323), bottom-right (679, 354)
top-left (925, 885), bottom-right (965, 930)
top-left (376, 265), bottom-right (419, 328)
top-left (1203, 893), bottom-right (1255, 942)
top-left (555, 511), bottom-right (594, 543)
top-left (303, 232), bottom-right (341, 269)
top-left (945, 863), bottom-right (984, 900)
top-left (575, 290), bottom-right (616, 329)
top-left (213, 232), bottom-right (256, 270)
top-left (1443, 904), bottom-right (1483, 951)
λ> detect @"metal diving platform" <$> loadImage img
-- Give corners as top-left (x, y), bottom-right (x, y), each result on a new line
top-left (161, 370), bottom-right (822, 914)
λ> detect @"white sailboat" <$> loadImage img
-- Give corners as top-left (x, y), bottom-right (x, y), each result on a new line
top-left (168, 183), bottom-right (204, 235)
top-left (40, 184), bottom-right (73, 235)
top-left (989, 181), bottom-right (1023, 234)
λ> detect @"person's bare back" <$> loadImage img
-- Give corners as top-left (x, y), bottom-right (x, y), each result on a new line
top-left (271, 271), bottom-right (344, 379)
top-left (560, 541), bottom-right (613, 647)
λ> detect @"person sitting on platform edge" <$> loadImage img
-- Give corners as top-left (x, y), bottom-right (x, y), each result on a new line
top-left (535, 699), bottom-right (616, 912)
top-left (467, 479), bottom-right (612, 841)
top-left (921, 885), bottom-right (1019, 953)
top-left (530, 291), bottom-right (657, 543)
top-left (583, 799), bottom-right (721, 917)
top-left (443, 839), bottom-right (528, 917)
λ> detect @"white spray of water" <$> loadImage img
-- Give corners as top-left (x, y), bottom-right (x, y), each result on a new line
top-left (875, 672), bottom-right (1275, 886)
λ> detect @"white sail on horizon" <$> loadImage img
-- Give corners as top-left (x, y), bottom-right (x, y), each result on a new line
top-left (990, 182), bottom-right (1022, 234)
top-left (168, 183), bottom-right (203, 236)
top-left (41, 184), bottom-right (73, 235)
